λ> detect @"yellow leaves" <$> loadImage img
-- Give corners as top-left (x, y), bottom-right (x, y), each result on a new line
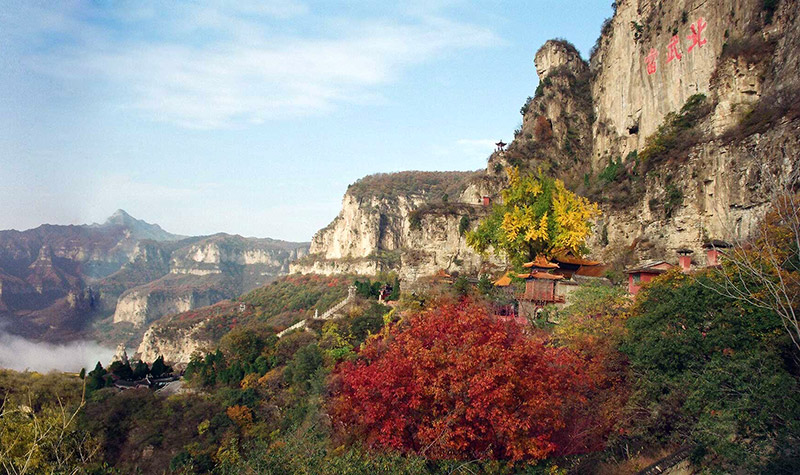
top-left (469, 167), bottom-right (602, 263)
top-left (226, 405), bottom-right (253, 428)
top-left (240, 372), bottom-right (260, 390)
top-left (526, 179), bottom-right (543, 197)
top-left (501, 209), bottom-right (523, 240)
top-left (524, 212), bottom-right (550, 242)
top-left (551, 179), bottom-right (601, 256)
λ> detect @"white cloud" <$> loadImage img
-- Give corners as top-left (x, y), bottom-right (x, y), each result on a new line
top-left (13, 2), bottom-right (497, 129)
top-left (0, 330), bottom-right (115, 373)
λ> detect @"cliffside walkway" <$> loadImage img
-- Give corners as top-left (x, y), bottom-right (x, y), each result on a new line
top-left (277, 286), bottom-right (356, 338)
top-left (636, 446), bottom-right (693, 475)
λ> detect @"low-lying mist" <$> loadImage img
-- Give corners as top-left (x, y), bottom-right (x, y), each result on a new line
top-left (0, 330), bottom-right (116, 373)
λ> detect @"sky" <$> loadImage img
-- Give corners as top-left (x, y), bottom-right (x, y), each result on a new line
top-left (0, 0), bottom-right (614, 242)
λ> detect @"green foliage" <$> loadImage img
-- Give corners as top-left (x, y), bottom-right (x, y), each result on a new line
top-left (350, 313), bottom-right (383, 342)
top-left (353, 278), bottom-right (382, 298)
top-left (150, 355), bottom-right (172, 378)
top-left (622, 270), bottom-right (800, 471)
top-left (663, 184), bottom-right (683, 218)
top-left (82, 388), bottom-right (228, 473)
top-left (467, 168), bottom-right (600, 265)
top-left (458, 215), bottom-right (470, 236)
top-left (87, 362), bottom-right (109, 392)
top-left (109, 360), bottom-right (133, 380)
top-left (132, 360), bottom-right (149, 379)
top-left (388, 276), bottom-right (400, 301)
top-left (347, 170), bottom-right (480, 202)
top-left (562, 283), bottom-right (628, 320)
top-left (639, 94), bottom-right (711, 172)
top-left (630, 21), bottom-right (644, 40)
top-left (409, 211), bottom-right (422, 231)
top-left (598, 156), bottom-right (623, 184)
top-left (285, 344), bottom-right (324, 390)
top-left (242, 274), bottom-right (350, 317)
top-left (0, 372), bottom-right (100, 473)
top-left (520, 95), bottom-right (534, 116)
top-left (452, 275), bottom-right (471, 296)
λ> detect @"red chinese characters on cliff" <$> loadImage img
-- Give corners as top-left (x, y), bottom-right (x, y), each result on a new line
top-left (666, 35), bottom-right (682, 63)
top-left (687, 17), bottom-right (708, 52)
top-left (645, 48), bottom-right (659, 74)
top-left (644, 17), bottom-right (708, 75)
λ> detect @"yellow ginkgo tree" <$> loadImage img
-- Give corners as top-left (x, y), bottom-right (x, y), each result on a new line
top-left (466, 168), bottom-right (600, 265)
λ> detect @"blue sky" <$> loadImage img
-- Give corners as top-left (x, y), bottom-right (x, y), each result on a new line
top-left (0, 0), bottom-right (613, 242)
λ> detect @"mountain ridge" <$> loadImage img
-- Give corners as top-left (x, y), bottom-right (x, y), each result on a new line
top-left (0, 210), bottom-right (309, 343)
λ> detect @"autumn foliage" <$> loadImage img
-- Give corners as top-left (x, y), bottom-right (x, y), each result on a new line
top-left (467, 168), bottom-right (600, 265)
top-left (533, 115), bottom-right (553, 142)
top-left (330, 299), bottom-right (611, 462)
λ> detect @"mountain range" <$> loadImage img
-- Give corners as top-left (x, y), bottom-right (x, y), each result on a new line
top-left (0, 210), bottom-right (308, 343)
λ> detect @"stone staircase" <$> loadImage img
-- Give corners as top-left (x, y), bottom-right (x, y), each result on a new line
top-left (277, 285), bottom-right (356, 338)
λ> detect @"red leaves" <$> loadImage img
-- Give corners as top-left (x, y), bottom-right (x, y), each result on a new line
top-left (330, 299), bottom-right (604, 462)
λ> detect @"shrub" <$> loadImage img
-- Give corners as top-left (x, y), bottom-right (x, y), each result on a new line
top-left (763, 0), bottom-right (779, 24)
top-left (622, 270), bottom-right (800, 472)
top-left (458, 215), bottom-right (470, 236)
top-left (639, 94), bottom-right (711, 172)
top-left (663, 184), bottom-right (683, 218)
top-left (598, 156), bottom-right (623, 184)
top-left (533, 115), bottom-right (553, 142)
top-left (332, 299), bottom-right (613, 461)
top-left (520, 96), bottom-right (534, 116)
top-left (722, 85), bottom-right (800, 142)
top-left (347, 171), bottom-right (480, 202)
top-left (720, 35), bottom-right (776, 62)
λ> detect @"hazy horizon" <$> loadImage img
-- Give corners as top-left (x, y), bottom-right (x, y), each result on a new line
top-left (1, 1), bottom-right (613, 242)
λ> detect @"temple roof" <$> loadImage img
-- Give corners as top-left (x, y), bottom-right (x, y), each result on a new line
top-left (553, 253), bottom-right (601, 266)
top-left (494, 272), bottom-right (513, 287)
top-left (574, 264), bottom-right (610, 277)
top-left (624, 260), bottom-right (674, 274)
top-left (703, 239), bottom-right (732, 249)
top-left (518, 271), bottom-right (564, 280)
top-left (522, 255), bottom-right (559, 269)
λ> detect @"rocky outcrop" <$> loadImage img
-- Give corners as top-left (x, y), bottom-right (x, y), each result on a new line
top-left (137, 320), bottom-right (211, 364)
top-left (112, 235), bottom-right (308, 327)
top-left (0, 210), bottom-right (309, 342)
top-left (584, 0), bottom-right (800, 264)
top-left (291, 171), bottom-right (505, 281)
top-left (299, 0), bottom-right (800, 278)
top-left (113, 287), bottom-right (225, 328)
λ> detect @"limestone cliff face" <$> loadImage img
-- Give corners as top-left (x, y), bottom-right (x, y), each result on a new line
top-left (298, 0), bottom-right (799, 279)
top-left (137, 320), bottom-right (210, 364)
top-left (584, 0), bottom-right (800, 264)
top-left (291, 171), bottom-right (505, 280)
top-left (113, 288), bottom-right (225, 328)
top-left (113, 235), bottom-right (308, 327)
top-left (308, 193), bottom-right (423, 260)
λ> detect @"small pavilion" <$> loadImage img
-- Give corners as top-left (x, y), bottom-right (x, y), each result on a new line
top-left (703, 240), bottom-right (732, 267)
top-left (624, 260), bottom-right (674, 295)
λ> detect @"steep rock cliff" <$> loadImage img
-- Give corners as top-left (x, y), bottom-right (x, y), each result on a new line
top-left (584, 0), bottom-right (800, 265)
top-left (113, 234), bottom-right (308, 327)
top-left (137, 319), bottom-right (211, 364)
top-left (291, 171), bottom-right (506, 281)
top-left (299, 0), bottom-right (799, 278)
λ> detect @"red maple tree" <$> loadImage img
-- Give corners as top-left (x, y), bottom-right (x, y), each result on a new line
top-left (330, 299), bottom-right (608, 462)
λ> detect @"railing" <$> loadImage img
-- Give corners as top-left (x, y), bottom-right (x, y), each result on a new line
top-left (277, 285), bottom-right (356, 338)
top-left (636, 446), bottom-right (693, 475)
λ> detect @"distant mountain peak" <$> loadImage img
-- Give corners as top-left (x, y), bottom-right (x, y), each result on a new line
top-left (96, 210), bottom-right (184, 242)
top-left (104, 209), bottom-right (135, 226)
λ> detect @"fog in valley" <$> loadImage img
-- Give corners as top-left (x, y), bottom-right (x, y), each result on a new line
top-left (0, 330), bottom-right (115, 373)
